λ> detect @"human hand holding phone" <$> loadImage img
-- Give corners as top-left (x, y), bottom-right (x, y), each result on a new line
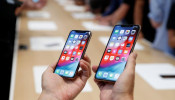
top-left (54, 30), bottom-right (91, 79)
top-left (38, 55), bottom-right (91, 100)
top-left (95, 25), bottom-right (140, 82)
top-left (92, 52), bottom-right (137, 100)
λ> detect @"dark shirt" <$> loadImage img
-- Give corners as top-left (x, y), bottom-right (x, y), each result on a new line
top-left (0, 0), bottom-right (17, 99)
top-left (142, 0), bottom-right (156, 42)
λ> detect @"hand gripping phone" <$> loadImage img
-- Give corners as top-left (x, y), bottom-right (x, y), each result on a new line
top-left (95, 25), bottom-right (140, 82)
top-left (54, 30), bottom-right (92, 79)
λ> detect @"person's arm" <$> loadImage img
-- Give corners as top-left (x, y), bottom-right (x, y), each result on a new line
top-left (15, 0), bottom-right (47, 16)
top-left (96, 0), bottom-right (131, 26)
top-left (168, 30), bottom-right (175, 48)
top-left (148, 0), bottom-right (164, 28)
top-left (111, 3), bottom-right (130, 25)
top-left (39, 91), bottom-right (61, 100)
top-left (134, 0), bottom-right (144, 25)
top-left (134, 0), bottom-right (145, 39)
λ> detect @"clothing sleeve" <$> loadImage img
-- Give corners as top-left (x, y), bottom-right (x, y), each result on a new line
top-left (122, 0), bottom-right (134, 6)
top-left (148, 0), bottom-right (165, 23)
top-left (102, 0), bottom-right (120, 16)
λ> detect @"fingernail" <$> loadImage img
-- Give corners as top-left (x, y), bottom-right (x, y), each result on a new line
top-left (133, 52), bottom-right (137, 58)
top-left (84, 54), bottom-right (87, 57)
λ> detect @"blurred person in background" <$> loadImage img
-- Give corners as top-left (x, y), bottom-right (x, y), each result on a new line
top-left (134, 0), bottom-right (155, 42)
top-left (95, 0), bottom-right (136, 26)
top-left (148, 0), bottom-right (175, 56)
top-left (74, 0), bottom-right (86, 6)
top-left (0, 0), bottom-right (47, 99)
top-left (167, 2), bottom-right (175, 54)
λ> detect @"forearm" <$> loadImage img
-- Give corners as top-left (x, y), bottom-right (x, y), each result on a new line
top-left (111, 4), bottom-right (129, 25)
top-left (112, 94), bottom-right (133, 100)
top-left (168, 30), bottom-right (175, 48)
top-left (134, 0), bottom-right (144, 25)
top-left (38, 91), bottom-right (61, 100)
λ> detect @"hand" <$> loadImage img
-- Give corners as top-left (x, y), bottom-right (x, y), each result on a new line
top-left (92, 52), bottom-right (137, 100)
top-left (150, 19), bottom-right (161, 28)
top-left (38, 55), bottom-right (91, 100)
top-left (96, 15), bottom-right (113, 26)
top-left (15, 0), bottom-right (47, 16)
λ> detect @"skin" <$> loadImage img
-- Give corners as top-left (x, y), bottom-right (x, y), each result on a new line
top-left (150, 19), bottom-right (161, 29)
top-left (15, 0), bottom-right (47, 16)
top-left (168, 29), bottom-right (175, 48)
top-left (92, 52), bottom-right (137, 100)
top-left (134, 0), bottom-right (144, 39)
top-left (96, 3), bottom-right (130, 26)
top-left (38, 55), bottom-right (91, 100)
top-left (38, 52), bottom-right (137, 100)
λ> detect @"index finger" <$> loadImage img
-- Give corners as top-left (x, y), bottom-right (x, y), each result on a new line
top-left (82, 55), bottom-right (91, 64)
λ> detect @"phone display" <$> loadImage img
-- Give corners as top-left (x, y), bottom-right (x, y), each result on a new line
top-left (54, 30), bottom-right (91, 78)
top-left (95, 25), bottom-right (140, 82)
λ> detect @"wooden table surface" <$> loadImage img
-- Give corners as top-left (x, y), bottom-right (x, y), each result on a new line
top-left (12, 0), bottom-right (175, 100)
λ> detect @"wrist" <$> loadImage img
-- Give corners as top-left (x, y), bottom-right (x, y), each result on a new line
top-left (112, 93), bottom-right (133, 100)
top-left (38, 90), bottom-right (62, 100)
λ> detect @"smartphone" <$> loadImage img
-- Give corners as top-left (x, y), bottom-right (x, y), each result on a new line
top-left (54, 30), bottom-right (91, 79)
top-left (95, 25), bottom-right (140, 82)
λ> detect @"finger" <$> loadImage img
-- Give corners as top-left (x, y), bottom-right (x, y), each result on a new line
top-left (125, 52), bottom-right (137, 73)
top-left (83, 55), bottom-right (91, 64)
top-left (92, 65), bottom-right (98, 73)
top-left (79, 60), bottom-right (91, 82)
top-left (92, 66), bottom-right (107, 89)
top-left (116, 52), bottom-right (137, 83)
top-left (81, 60), bottom-right (91, 76)
top-left (45, 62), bottom-right (57, 73)
top-left (93, 78), bottom-right (105, 89)
top-left (114, 52), bottom-right (137, 89)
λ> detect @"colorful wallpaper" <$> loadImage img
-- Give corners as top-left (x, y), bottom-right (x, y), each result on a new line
top-left (96, 25), bottom-right (139, 81)
top-left (54, 31), bottom-right (90, 78)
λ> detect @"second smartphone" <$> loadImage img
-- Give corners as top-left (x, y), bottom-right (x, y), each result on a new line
top-left (95, 25), bottom-right (140, 82)
top-left (54, 30), bottom-right (91, 79)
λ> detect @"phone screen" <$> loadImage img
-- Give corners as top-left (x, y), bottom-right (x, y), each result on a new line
top-left (95, 25), bottom-right (140, 82)
top-left (54, 30), bottom-right (91, 78)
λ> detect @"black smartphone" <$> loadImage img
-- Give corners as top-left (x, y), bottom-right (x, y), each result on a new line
top-left (95, 25), bottom-right (140, 82)
top-left (54, 30), bottom-right (92, 79)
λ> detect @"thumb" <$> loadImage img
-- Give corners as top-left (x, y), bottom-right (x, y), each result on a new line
top-left (45, 62), bottom-right (57, 73)
top-left (113, 52), bottom-right (137, 92)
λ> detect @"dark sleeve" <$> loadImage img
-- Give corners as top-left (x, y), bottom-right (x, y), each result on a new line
top-left (102, 0), bottom-right (120, 16)
top-left (122, 0), bottom-right (134, 6)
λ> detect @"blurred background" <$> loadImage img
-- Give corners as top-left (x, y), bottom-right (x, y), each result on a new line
top-left (0, 0), bottom-right (175, 100)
